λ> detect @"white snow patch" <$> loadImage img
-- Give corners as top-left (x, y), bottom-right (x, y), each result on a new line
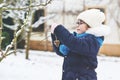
top-left (0, 50), bottom-right (120, 80)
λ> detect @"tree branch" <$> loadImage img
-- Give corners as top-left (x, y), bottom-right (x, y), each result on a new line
top-left (0, 0), bottom-right (53, 62)
top-left (2, 0), bottom-right (52, 11)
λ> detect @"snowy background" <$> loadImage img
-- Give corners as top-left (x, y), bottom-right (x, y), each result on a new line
top-left (0, 50), bottom-right (120, 80)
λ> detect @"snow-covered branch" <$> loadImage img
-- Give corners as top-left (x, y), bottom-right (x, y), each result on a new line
top-left (0, 3), bottom-right (6, 8)
top-left (32, 14), bottom-right (55, 28)
top-left (0, 23), bottom-right (26, 62)
top-left (3, 23), bottom-right (19, 30)
top-left (0, 0), bottom-right (54, 62)
top-left (2, 0), bottom-right (52, 11)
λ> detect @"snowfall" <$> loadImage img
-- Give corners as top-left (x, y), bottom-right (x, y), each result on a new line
top-left (0, 50), bottom-right (120, 80)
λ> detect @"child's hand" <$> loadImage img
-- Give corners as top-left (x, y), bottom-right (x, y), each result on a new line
top-left (50, 23), bottom-right (59, 33)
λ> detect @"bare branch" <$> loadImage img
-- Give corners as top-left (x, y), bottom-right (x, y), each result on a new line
top-left (0, 50), bottom-right (15, 62)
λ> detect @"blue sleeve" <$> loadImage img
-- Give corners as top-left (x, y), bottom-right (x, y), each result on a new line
top-left (51, 34), bottom-right (64, 57)
top-left (54, 25), bottom-right (100, 57)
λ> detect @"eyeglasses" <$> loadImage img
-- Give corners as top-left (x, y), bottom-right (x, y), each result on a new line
top-left (76, 20), bottom-right (90, 28)
top-left (76, 20), bottom-right (86, 25)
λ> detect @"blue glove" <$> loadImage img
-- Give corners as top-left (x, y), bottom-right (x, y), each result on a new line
top-left (59, 44), bottom-right (70, 55)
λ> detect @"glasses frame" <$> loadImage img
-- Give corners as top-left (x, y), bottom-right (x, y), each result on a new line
top-left (76, 20), bottom-right (90, 28)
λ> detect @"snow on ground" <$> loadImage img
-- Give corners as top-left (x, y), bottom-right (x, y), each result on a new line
top-left (0, 50), bottom-right (120, 80)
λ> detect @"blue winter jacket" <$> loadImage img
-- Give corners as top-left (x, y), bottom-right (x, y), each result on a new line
top-left (59, 33), bottom-right (103, 56)
top-left (51, 25), bottom-right (104, 80)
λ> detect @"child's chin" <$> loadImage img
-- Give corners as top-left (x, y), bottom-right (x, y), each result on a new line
top-left (76, 31), bottom-right (83, 34)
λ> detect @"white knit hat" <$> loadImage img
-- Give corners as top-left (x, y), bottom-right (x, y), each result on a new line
top-left (77, 9), bottom-right (105, 28)
top-left (77, 9), bottom-right (111, 36)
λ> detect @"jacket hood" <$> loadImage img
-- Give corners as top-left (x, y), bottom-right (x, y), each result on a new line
top-left (86, 25), bottom-right (111, 37)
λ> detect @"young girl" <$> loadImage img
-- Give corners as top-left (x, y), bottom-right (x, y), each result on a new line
top-left (51, 9), bottom-right (110, 80)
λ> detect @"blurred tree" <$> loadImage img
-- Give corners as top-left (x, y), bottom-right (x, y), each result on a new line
top-left (0, 0), bottom-right (53, 62)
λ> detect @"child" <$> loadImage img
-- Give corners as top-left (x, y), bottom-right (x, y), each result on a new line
top-left (51, 9), bottom-right (110, 80)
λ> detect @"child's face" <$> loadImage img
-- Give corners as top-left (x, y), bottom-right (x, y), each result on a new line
top-left (76, 20), bottom-right (90, 34)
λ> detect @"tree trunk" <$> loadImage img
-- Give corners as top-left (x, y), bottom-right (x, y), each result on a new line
top-left (0, 0), bottom-right (3, 50)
